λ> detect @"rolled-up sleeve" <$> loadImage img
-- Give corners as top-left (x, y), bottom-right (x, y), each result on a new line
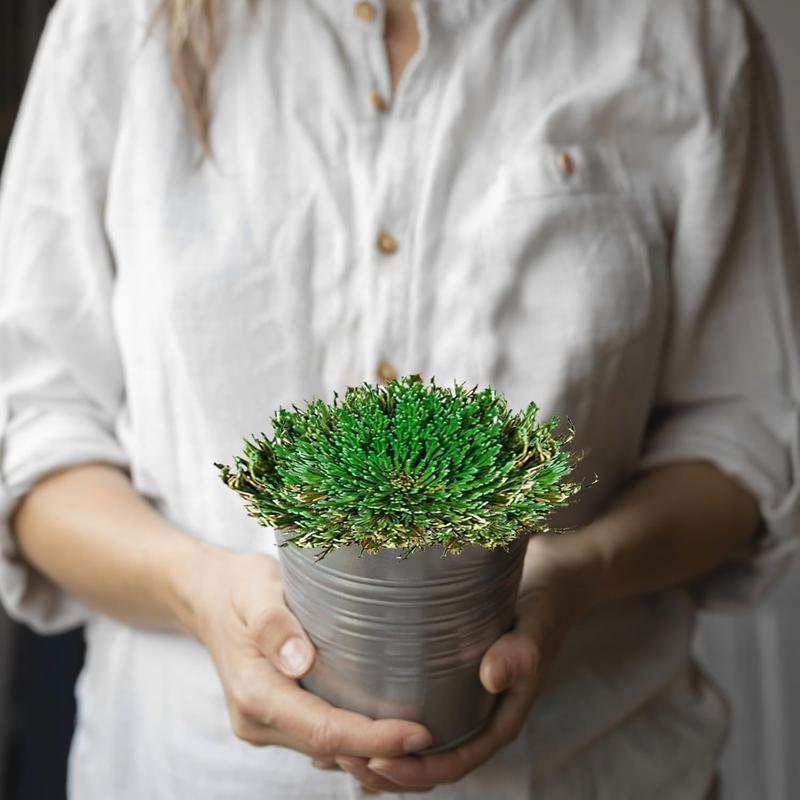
top-left (638, 22), bottom-right (800, 610)
top-left (0, 11), bottom-right (129, 632)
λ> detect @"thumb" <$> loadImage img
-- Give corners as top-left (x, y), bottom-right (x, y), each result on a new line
top-left (479, 594), bottom-right (555, 695)
top-left (480, 584), bottom-right (575, 695)
top-left (479, 630), bottom-right (541, 694)
top-left (249, 604), bottom-right (317, 679)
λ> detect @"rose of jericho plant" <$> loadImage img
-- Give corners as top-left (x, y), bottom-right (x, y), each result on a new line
top-left (216, 374), bottom-right (584, 557)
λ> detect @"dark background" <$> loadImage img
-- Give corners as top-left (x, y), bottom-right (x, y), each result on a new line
top-left (0, 1), bottom-right (54, 156)
top-left (1, 7), bottom-right (79, 800)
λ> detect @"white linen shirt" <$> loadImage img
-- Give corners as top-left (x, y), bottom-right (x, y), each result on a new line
top-left (1, 0), bottom-right (799, 798)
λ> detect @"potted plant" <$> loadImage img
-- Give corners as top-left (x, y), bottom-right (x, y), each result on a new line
top-left (216, 374), bottom-right (583, 752)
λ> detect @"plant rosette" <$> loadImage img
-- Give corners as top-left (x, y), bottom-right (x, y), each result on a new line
top-left (217, 374), bottom-right (584, 751)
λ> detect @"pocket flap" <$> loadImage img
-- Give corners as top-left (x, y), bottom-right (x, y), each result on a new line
top-left (493, 143), bottom-right (630, 201)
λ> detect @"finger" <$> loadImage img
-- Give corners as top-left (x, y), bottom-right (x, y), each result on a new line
top-left (228, 660), bottom-right (433, 759)
top-left (479, 630), bottom-right (540, 694)
top-left (228, 713), bottom-right (322, 753)
top-left (335, 756), bottom-right (434, 794)
top-left (479, 591), bottom-right (558, 695)
top-left (229, 713), bottom-right (414, 771)
top-left (311, 757), bottom-right (341, 771)
top-left (368, 742), bottom-right (474, 787)
top-left (269, 679), bottom-right (433, 758)
top-left (229, 561), bottom-right (317, 680)
top-left (367, 675), bottom-right (540, 787)
top-left (247, 603), bottom-right (317, 679)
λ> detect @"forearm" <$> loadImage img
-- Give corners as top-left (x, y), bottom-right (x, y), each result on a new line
top-left (10, 462), bottom-right (226, 634)
top-left (529, 461), bottom-right (762, 610)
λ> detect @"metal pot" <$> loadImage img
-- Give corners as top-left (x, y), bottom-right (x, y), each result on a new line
top-left (274, 529), bottom-right (529, 753)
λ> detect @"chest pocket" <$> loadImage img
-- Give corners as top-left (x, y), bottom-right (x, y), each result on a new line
top-left (474, 142), bottom-right (659, 383)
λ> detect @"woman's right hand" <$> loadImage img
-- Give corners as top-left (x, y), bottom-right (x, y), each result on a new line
top-left (185, 546), bottom-right (433, 760)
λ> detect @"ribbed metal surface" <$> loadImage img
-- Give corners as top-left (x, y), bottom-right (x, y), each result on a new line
top-left (276, 530), bottom-right (528, 752)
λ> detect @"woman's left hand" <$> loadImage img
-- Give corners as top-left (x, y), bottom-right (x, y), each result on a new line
top-left (312, 534), bottom-right (600, 794)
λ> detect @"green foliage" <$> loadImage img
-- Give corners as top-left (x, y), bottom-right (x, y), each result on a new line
top-left (216, 375), bottom-right (585, 556)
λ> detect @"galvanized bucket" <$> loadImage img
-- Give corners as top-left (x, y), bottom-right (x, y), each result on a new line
top-left (274, 529), bottom-right (529, 753)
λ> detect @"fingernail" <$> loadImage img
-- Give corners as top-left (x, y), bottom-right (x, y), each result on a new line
top-left (488, 657), bottom-right (511, 693)
top-left (402, 731), bottom-right (432, 753)
top-left (278, 637), bottom-right (311, 675)
top-left (335, 756), bottom-right (360, 774)
top-left (368, 758), bottom-right (392, 774)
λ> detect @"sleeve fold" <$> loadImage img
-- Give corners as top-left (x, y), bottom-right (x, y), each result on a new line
top-left (638, 20), bottom-right (800, 610)
top-left (0, 9), bottom-right (128, 632)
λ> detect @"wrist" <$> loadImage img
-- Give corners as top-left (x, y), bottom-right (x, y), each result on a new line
top-left (164, 536), bottom-right (237, 641)
top-left (524, 529), bottom-right (607, 619)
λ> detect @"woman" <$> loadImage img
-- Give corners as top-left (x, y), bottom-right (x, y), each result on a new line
top-left (1, 0), bottom-right (798, 797)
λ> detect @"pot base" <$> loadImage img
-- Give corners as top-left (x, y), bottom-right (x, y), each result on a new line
top-left (418, 718), bottom-right (491, 755)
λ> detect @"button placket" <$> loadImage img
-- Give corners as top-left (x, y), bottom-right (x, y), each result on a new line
top-left (369, 89), bottom-right (388, 113)
top-left (376, 359), bottom-right (398, 383)
top-left (556, 150), bottom-right (575, 177)
top-left (376, 230), bottom-right (398, 255)
top-left (354, 2), bottom-right (433, 386)
top-left (353, 1), bottom-right (377, 23)
top-left (356, 1), bottom-right (391, 118)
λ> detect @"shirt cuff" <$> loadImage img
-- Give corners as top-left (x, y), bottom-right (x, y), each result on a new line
top-left (0, 406), bottom-right (129, 633)
top-left (637, 405), bottom-right (800, 610)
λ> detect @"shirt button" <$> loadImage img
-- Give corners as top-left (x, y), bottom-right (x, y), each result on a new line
top-left (556, 151), bottom-right (575, 177)
top-left (376, 360), bottom-right (398, 383)
top-left (370, 90), bottom-right (389, 113)
top-left (354, 1), bottom-right (376, 22)
top-left (376, 231), bottom-right (398, 255)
